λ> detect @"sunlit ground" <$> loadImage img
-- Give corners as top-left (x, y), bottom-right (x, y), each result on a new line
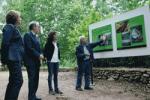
top-left (0, 71), bottom-right (149, 100)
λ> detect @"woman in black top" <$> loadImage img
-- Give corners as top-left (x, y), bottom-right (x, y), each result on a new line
top-left (43, 32), bottom-right (63, 95)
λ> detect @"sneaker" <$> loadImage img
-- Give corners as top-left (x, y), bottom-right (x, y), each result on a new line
top-left (84, 87), bottom-right (93, 90)
top-left (35, 97), bottom-right (42, 100)
top-left (76, 88), bottom-right (83, 91)
top-left (49, 90), bottom-right (55, 95)
top-left (55, 90), bottom-right (63, 94)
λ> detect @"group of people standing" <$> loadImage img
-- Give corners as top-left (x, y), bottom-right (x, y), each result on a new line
top-left (1, 10), bottom-right (105, 100)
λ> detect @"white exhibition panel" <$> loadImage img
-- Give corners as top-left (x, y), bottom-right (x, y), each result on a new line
top-left (89, 6), bottom-right (150, 59)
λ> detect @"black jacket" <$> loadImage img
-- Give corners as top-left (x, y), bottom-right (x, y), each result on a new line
top-left (43, 41), bottom-right (60, 61)
top-left (76, 41), bottom-right (103, 66)
top-left (24, 32), bottom-right (41, 66)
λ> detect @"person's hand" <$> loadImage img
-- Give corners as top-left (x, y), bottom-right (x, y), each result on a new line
top-left (100, 35), bottom-right (106, 41)
top-left (39, 54), bottom-right (44, 60)
top-left (42, 57), bottom-right (47, 63)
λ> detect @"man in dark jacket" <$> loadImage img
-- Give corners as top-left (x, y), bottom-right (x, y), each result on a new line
top-left (24, 21), bottom-right (43, 100)
top-left (76, 35), bottom-right (105, 91)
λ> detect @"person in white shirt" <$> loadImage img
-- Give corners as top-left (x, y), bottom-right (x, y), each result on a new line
top-left (43, 32), bottom-right (63, 95)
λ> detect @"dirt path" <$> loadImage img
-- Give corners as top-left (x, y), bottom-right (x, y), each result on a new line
top-left (0, 71), bottom-right (149, 100)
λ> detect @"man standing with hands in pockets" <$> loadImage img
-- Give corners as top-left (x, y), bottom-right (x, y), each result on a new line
top-left (24, 21), bottom-right (44, 100)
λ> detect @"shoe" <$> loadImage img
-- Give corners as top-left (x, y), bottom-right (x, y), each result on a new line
top-left (35, 97), bottom-right (42, 100)
top-left (49, 90), bottom-right (55, 95)
top-left (84, 87), bottom-right (93, 90)
top-left (76, 88), bottom-right (83, 91)
top-left (55, 90), bottom-right (63, 94)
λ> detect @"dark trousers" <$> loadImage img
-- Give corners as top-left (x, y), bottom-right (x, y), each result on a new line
top-left (47, 62), bottom-right (59, 92)
top-left (76, 60), bottom-right (91, 88)
top-left (26, 62), bottom-right (40, 100)
top-left (4, 61), bottom-right (23, 100)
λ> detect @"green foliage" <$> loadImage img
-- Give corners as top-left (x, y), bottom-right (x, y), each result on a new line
top-left (60, 58), bottom-right (76, 68)
top-left (67, 9), bottom-right (102, 59)
top-left (0, 0), bottom-right (149, 68)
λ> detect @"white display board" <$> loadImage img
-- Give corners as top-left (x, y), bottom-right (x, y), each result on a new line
top-left (89, 6), bottom-right (150, 59)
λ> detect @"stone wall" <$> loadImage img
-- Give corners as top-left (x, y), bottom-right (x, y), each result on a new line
top-left (93, 68), bottom-right (150, 87)
top-left (93, 56), bottom-right (150, 68)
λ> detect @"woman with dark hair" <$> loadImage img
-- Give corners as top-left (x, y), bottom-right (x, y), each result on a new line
top-left (43, 32), bottom-right (63, 95)
top-left (1, 10), bottom-right (24, 100)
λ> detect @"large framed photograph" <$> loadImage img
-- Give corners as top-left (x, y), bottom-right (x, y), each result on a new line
top-left (89, 6), bottom-right (150, 58)
top-left (116, 15), bottom-right (146, 50)
top-left (92, 25), bottom-right (113, 52)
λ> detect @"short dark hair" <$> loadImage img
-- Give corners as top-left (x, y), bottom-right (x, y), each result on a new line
top-left (6, 10), bottom-right (20, 25)
top-left (29, 21), bottom-right (39, 31)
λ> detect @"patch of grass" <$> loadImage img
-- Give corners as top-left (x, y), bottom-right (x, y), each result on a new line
top-left (40, 59), bottom-right (77, 69)
top-left (60, 59), bottom-right (76, 69)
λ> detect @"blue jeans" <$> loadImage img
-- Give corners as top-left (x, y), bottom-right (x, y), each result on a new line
top-left (76, 60), bottom-right (91, 88)
top-left (5, 61), bottom-right (23, 100)
top-left (47, 62), bottom-right (59, 91)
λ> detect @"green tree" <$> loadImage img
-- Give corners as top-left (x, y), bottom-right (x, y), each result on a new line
top-left (0, 0), bottom-right (149, 67)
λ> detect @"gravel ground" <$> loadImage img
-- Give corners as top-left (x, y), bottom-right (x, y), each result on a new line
top-left (0, 71), bottom-right (150, 100)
